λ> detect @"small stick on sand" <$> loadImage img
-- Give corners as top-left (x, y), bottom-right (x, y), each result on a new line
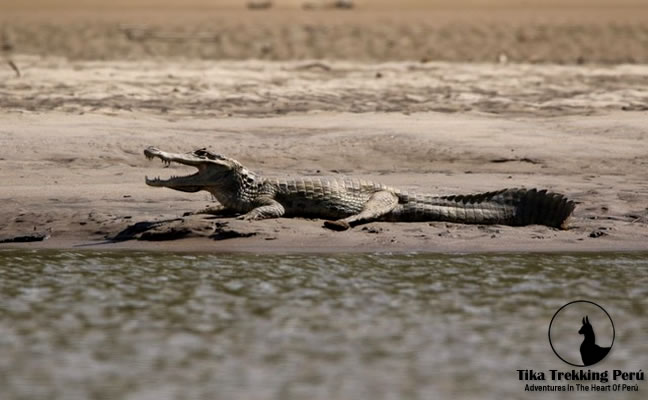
top-left (7, 59), bottom-right (20, 77)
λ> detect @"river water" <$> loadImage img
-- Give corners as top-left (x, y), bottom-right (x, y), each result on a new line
top-left (0, 250), bottom-right (646, 400)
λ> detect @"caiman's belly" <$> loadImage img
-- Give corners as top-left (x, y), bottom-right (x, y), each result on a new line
top-left (276, 192), bottom-right (369, 219)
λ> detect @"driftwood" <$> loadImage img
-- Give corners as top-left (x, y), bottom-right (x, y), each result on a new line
top-left (120, 25), bottom-right (218, 43)
top-left (303, 0), bottom-right (354, 9)
top-left (247, 0), bottom-right (272, 9)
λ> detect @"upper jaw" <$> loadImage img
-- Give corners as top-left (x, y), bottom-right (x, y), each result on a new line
top-left (144, 146), bottom-right (207, 167)
top-left (144, 146), bottom-right (205, 191)
top-left (144, 147), bottom-right (170, 165)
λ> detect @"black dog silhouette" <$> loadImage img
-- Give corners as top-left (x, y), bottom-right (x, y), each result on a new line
top-left (578, 316), bottom-right (610, 366)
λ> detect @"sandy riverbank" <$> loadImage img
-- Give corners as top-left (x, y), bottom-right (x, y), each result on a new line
top-left (1, 0), bottom-right (647, 253)
top-left (1, 100), bottom-right (647, 253)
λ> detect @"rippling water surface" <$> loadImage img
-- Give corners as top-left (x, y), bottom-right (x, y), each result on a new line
top-left (0, 251), bottom-right (646, 400)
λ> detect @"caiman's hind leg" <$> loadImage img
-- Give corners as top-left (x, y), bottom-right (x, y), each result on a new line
top-left (324, 191), bottom-right (399, 231)
top-left (237, 197), bottom-right (285, 221)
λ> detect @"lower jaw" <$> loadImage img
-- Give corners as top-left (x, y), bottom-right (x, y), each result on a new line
top-left (166, 186), bottom-right (202, 192)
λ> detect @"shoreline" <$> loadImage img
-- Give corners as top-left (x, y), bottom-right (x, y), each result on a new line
top-left (3, 236), bottom-right (648, 255)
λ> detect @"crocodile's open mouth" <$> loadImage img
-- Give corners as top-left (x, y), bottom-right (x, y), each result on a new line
top-left (144, 147), bottom-right (205, 192)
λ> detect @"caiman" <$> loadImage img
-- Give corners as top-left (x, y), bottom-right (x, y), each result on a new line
top-left (144, 147), bottom-right (575, 231)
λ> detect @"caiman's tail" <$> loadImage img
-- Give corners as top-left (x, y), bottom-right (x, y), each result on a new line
top-left (406, 188), bottom-right (575, 229)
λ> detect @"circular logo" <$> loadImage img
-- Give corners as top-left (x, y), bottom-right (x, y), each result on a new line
top-left (548, 300), bottom-right (615, 367)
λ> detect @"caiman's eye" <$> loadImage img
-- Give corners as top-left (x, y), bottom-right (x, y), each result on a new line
top-left (192, 149), bottom-right (227, 161)
top-left (193, 148), bottom-right (208, 158)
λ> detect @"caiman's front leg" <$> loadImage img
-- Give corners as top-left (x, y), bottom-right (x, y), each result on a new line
top-left (324, 191), bottom-right (399, 231)
top-left (237, 197), bottom-right (285, 221)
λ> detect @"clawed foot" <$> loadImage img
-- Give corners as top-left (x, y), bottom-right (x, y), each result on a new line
top-left (323, 220), bottom-right (351, 231)
top-left (236, 213), bottom-right (258, 221)
top-left (237, 210), bottom-right (272, 221)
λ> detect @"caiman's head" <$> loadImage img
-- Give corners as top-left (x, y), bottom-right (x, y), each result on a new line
top-left (144, 146), bottom-right (243, 193)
